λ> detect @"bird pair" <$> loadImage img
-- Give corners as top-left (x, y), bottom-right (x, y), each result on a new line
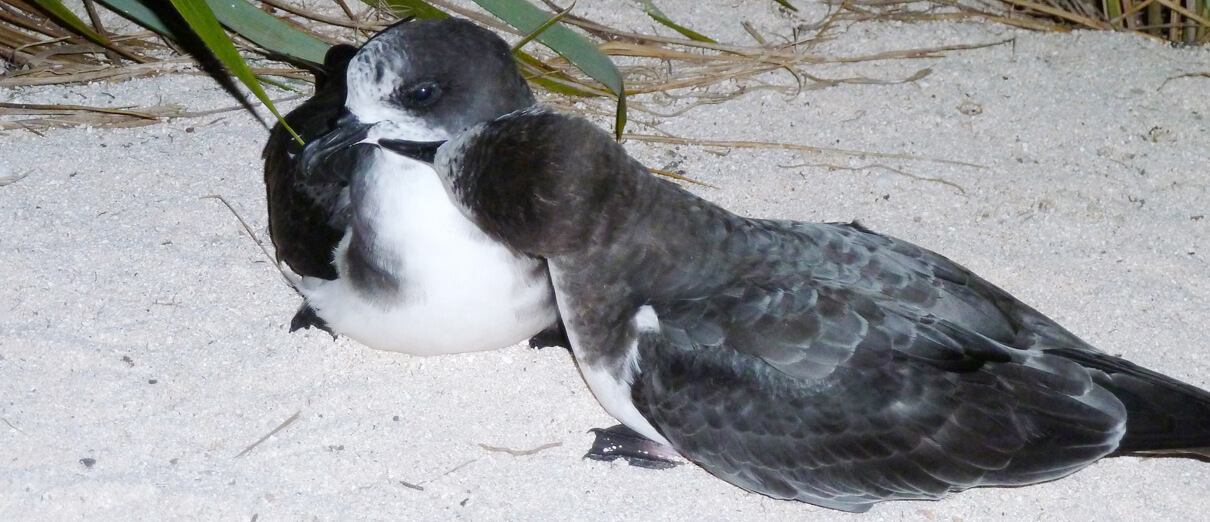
top-left (264, 18), bottom-right (1210, 512)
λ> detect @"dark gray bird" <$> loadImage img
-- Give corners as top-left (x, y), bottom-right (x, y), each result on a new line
top-left (382, 106), bottom-right (1210, 511)
top-left (263, 19), bottom-right (566, 355)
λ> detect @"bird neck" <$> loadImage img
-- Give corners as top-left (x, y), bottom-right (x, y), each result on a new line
top-left (550, 175), bottom-right (754, 308)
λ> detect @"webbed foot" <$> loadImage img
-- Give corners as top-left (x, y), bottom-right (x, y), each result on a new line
top-left (289, 303), bottom-right (337, 339)
top-left (585, 424), bottom-right (682, 470)
top-left (529, 321), bottom-right (571, 350)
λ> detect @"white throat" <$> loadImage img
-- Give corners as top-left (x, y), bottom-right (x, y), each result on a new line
top-left (286, 151), bottom-right (555, 355)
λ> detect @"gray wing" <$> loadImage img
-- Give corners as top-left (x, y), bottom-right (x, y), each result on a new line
top-left (631, 222), bottom-right (1127, 512)
top-left (752, 220), bottom-right (1096, 355)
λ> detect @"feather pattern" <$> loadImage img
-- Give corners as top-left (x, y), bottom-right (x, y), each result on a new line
top-left (426, 108), bottom-right (1210, 510)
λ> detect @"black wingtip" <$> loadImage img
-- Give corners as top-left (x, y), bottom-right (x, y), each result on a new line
top-left (379, 138), bottom-right (445, 164)
top-left (1049, 346), bottom-right (1210, 455)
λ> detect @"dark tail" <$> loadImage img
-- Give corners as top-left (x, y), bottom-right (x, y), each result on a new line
top-left (1048, 347), bottom-right (1210, 457)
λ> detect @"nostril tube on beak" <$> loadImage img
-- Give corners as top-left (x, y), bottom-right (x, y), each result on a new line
top-left (378, 138), bottom-right (446, 164)
top-left (300, 112), bottom-right (374, 174)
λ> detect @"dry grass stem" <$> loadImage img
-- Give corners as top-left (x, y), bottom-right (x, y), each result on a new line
top-left (0, 0), bottom-right (1200, 150)
top-left (201, 194), bottom-right (282, 270)
top-left (649, 168), bottom-right (719, 189)
top-left (623, 134), bottom-right (988, 170)
top-left (0, 101), bottom-right (158, 119)
top-left (260, 0), bottom-right (383, 32)
top-left (0, 95), bottom-right (305, 132)
top-left (781, 162), bottom-right (968, 194)
top-left (0, 170), bottom-right (30, 186)
top-left (478, 442), bottom-right (563, 456)
top-left (235, 410), bottom-right (301, 459)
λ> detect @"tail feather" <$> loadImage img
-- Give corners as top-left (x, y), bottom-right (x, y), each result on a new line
top-left (1047, 347), bottom-right (1210, 455)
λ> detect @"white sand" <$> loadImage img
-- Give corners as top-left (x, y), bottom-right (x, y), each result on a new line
top-left (2, 1), bottom-right (1209, 520)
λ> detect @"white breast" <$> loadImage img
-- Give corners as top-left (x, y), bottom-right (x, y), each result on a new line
top-left (551, 265), bottom-right (671, 445)
top-left (288, 151), bottom-right (556, 355)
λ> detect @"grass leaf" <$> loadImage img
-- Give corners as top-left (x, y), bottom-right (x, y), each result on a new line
top-left (769, 0), bottom-right (798, 11)
top-left (29, 0), bottom-right (112, 44)
top-left (371, 0), bottom-right (451, 19)
top-left (510, 0), bottom-right (575, 53)
top-left (96, 0), bottom-right (175, 35)
top-left (203, 0), bottom-right (331, 65)
top-left (167, 0), bottom-right (301, 143)
top-left (633, 0), bottom-right (716, 42)
top-left (370, 1), bottom-right (605, 97)
top-left (467, 0), bottom-right (627, 137)
top-left (100, 0), bottom-right (331, 65)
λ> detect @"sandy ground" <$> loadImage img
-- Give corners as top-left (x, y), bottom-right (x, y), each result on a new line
top-left (2, 1), bottom-right (1209, 520)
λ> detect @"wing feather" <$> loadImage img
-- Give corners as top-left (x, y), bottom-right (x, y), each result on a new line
top-left (629, 221), bottom-right (1126, 511)
top-left (263, 45), bottom-right (359, 280)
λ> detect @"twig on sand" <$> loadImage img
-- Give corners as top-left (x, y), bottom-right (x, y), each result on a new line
top-left (399, 480), bottom-right (425, 491)
top-left (200, 195), bottom-right (287, 282)
top-left (0, 95), bottom-right (305, 132)
top-left (235, 410), bottom-right (301, 459)
top-left (1158, 72), bottom-right (1210, 91)
top-left (478, 441), bottom-right (563, 456)
top-left (0, 101), bottom-right (158, 119)
top-left (650, 168), bottom-right (717, 189)
top-left (0, 171), bottom-right (31, 187)
top-left (2, 417), bottom-right (25, 434)
top-left (432, 459), bottom-right (478, 481)
top-left (780, 162), bottom-right (968, 194)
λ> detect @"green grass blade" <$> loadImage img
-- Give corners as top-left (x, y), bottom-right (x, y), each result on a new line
top-left (469, 0), bottom-right (626, 136)
top-left (29, 0), bottom-right (111, 44)
top-left (371, 0), bottom-right (450, 19)
top-left (371, 1), bottom-right (596, 96)
top-left (633, 0), bottom-right (715, 43)
top-left (167, 0), bottom-right (301, 143)
top-left (96, 0), bottom-right (175, 35)
top-left (514, 50), bottom-right (610, 96)
top-left (1104, 0), bottom-right (1123, 26)
top-left (511, 0), bottom-right (575, 52)
top-left (769, 0), bottom-right (798, 11)
top-left (204, 0), bottom-right (330, 65)
top-left (100, 0), bottom-right (330, 65)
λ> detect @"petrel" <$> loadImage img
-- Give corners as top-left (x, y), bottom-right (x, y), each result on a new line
top-left (263, 18), bottom-right (565, 355)
top-left (382, 107), bottom-right (1210, 511)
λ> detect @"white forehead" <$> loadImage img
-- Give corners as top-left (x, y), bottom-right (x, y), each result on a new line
top-left (345, 40), bottom-right (410, 124)
top-left (343, 40), bottom-right (445, 142)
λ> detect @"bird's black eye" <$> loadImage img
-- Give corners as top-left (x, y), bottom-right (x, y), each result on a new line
top-left (402, 82), bottom-right (442, 108)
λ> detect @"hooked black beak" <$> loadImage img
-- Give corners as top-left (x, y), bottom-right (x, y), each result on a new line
top-left (378, 138), bottom-right (446, 164)
top-left (300, 112), bottom-right (373, 174)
